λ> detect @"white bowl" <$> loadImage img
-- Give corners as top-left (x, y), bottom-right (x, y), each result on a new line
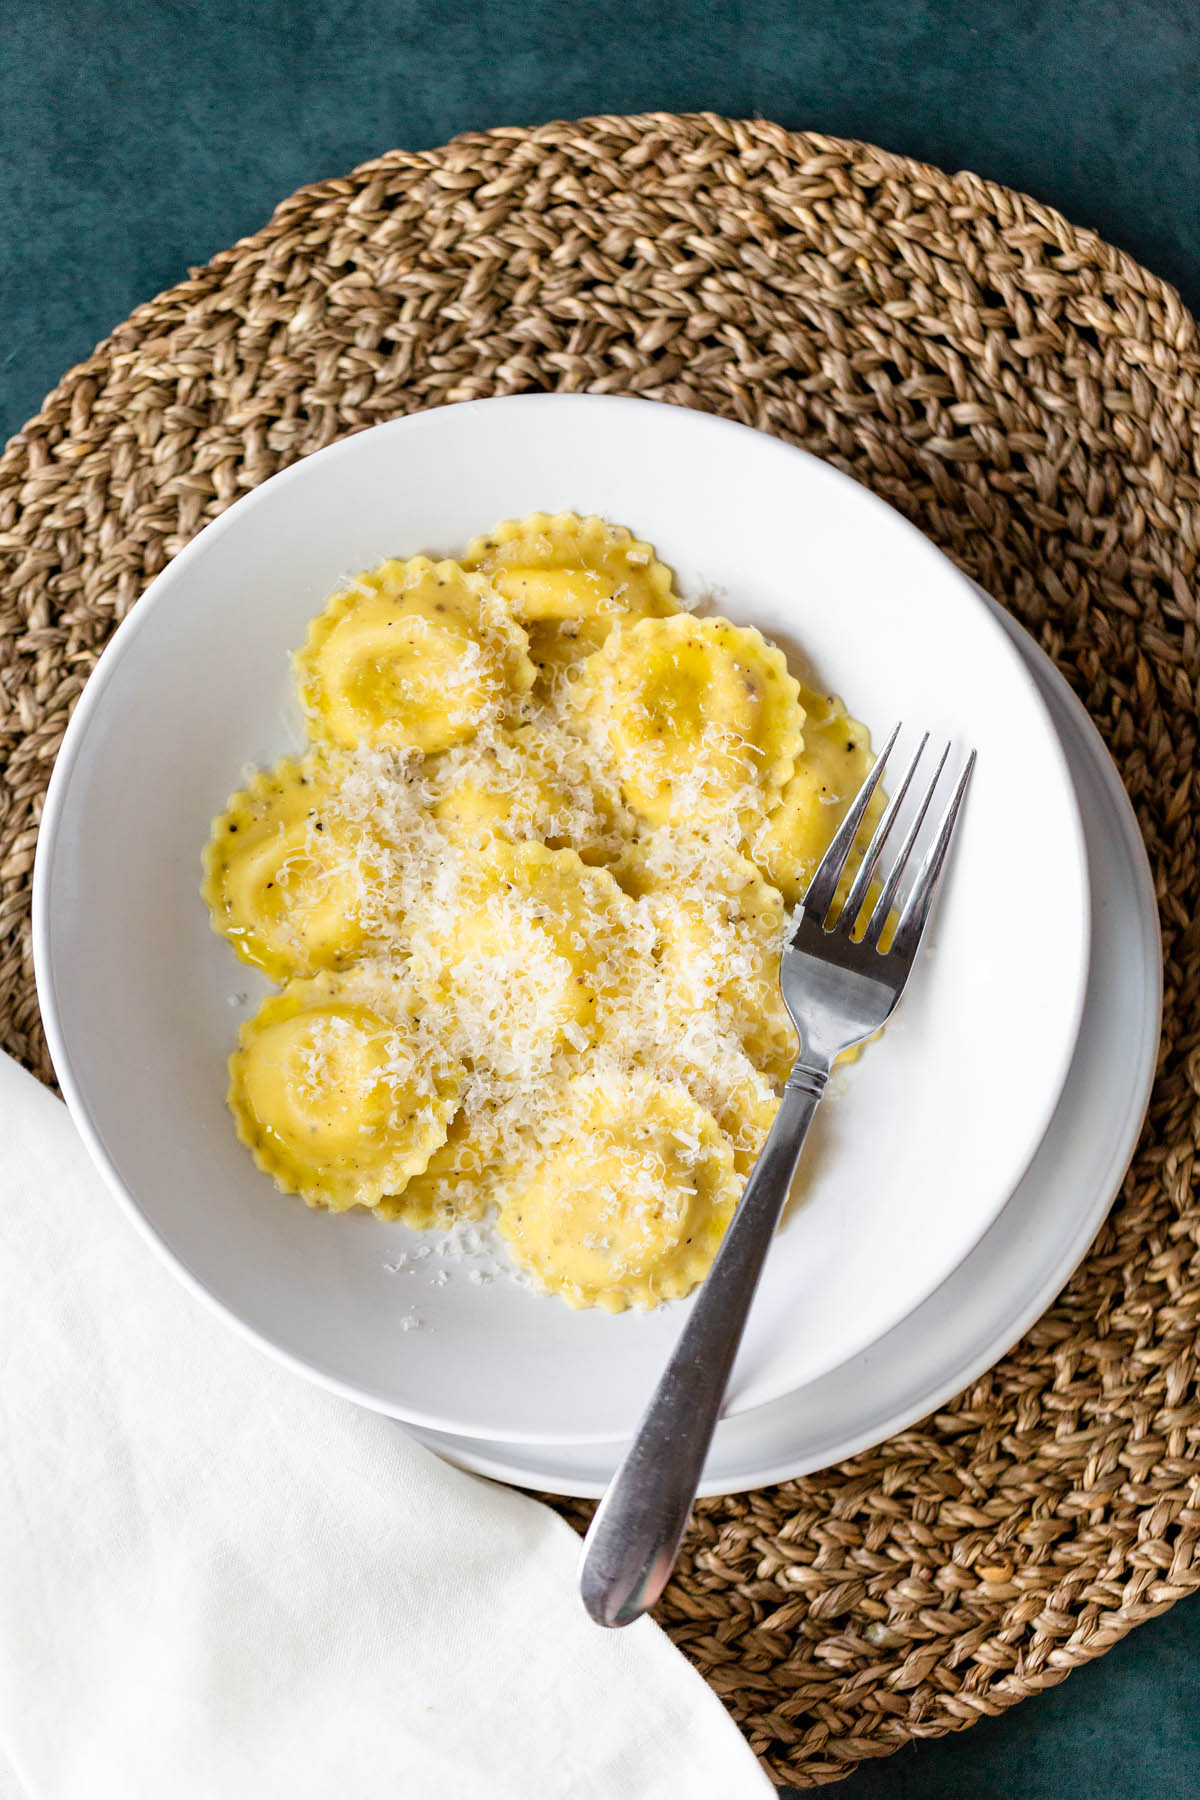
top-left (34, 395), bottom-right (1090, 1444)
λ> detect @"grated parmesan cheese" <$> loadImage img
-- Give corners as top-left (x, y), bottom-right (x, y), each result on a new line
top-left (285, 639), bottom-right (794, 1278)
top-left (210, 522), bottom-right (881, 1310)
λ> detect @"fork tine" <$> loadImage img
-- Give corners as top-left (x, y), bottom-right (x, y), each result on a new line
top-left (883, 751), bottom-right (976, 961)
top-left (800, 722), bottom-right (900, 923)
top-left (834, 732), bottom-right (930, 936)
top-left (862, 742), bottom-right (950, 948)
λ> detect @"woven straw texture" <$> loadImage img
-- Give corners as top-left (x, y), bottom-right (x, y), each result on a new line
top-left (1, 115), bottom-right (1196, 1788)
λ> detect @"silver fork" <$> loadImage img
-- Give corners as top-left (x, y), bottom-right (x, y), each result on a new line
top-left (579, 729), bottom-right (976, 1628)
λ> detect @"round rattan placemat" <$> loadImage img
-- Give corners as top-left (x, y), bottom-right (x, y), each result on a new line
top-left (1, 115), bottom-right (1196, 1788)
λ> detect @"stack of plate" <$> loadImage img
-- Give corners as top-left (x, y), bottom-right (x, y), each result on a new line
top-left (34, 398), bottom-right (1161, 1500)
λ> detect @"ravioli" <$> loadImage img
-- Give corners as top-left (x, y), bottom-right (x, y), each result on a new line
top-left (464, 513), bottom-right (679, 683)
top-left (645, 848), bottom-right (797, 1082)
top-left (294, 556), bottom-right (535, 753)
top-left (412, 839), bottom-right (632, 1064)
top-left (497, 1073), bottom-right (740, 1311)
top-left (669, 1048), bottom-right (782, 1177)
top-left (202, 749), bottom-right (374, 980)
top-left (579, 614), bottom-right (804, 830)
top-left (752, 686), bottom-right (883, 905)
top-left (229, 968), bottom-right (462, 1211)
top-left (375, 1103), bottom-right (500, 1229)
top-left (430, 723), bottom-right (625, 864)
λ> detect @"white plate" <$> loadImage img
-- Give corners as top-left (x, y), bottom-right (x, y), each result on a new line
top-left (34, 397), bottom-right (1090, 1444)
top-left (406, 606), bottom-right (1161, 1492)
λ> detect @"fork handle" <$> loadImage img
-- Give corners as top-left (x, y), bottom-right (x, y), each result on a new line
top-left (579, 1064), bottom-right (828, 1628)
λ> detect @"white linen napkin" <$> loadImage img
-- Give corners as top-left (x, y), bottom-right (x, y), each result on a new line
top-left (0, 1055), bottom-right (771, 1799)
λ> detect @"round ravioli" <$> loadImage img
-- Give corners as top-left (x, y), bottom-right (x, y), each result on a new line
top-left (430, 723), bottom-right (625, 863)
top-left (497, 1073), bottom-right (740, 1311)
top-left (413, 840), bottom-right (632, 1065)
top-left (668, 1047), bottom-right (781, 1179)
top-left (464, 513), bottom-right (679, 682)
top-left (375, 1102), bottom-right (500, 1229)
top-left (229, 968), bottom-right (461, 1211)
top-left (294, 556), bottom-right (535, 753)
top-left (644, 848), bottom-right (797, 1082)
top-left (579, 614), bottom-right (803, 829)
top-left (751, 686), bottom-right (884, 905)
top-left (202, 749), bottom-right (376, 980)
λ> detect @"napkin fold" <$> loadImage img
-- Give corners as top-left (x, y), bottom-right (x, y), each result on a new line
top-left (0, 1055), bottom-right (770, 1799)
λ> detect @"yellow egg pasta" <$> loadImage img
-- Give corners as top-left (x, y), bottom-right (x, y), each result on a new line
top-left (429, 722), bottom-right (627, 864)
top-left (464, 513), bottom-right (679, 685)
top-left (578, 614), bottom-right (804, 831)
top-left (645, 847), bottom-right (797, 1082)
top-left (294, 556), bottom-right (535, 753)
top-left (375, 1103), bottom-right (501, 1230)
top-left (667, 1047), bottom-right (782, 1178)
top-left (206, 514), bottom-right (884, 1311)
top-left (202, 749), bottom-right (377, 981)
top-left (412, 839), bottom-right (633, 1065)
top-left (496, 1073), bottom-right (740, 1311)
top-left (228, 968), bottom-right (462, 1212)
top-left (751, 686), bottom-right (883, 905)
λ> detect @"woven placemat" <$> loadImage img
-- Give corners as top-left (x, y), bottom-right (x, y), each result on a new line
top-left (1, 114), bottom-right (1197, 1788)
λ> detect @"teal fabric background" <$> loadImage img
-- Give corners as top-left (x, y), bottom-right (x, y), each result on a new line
top-left (2, 3), bottom-right (1198, 1793)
